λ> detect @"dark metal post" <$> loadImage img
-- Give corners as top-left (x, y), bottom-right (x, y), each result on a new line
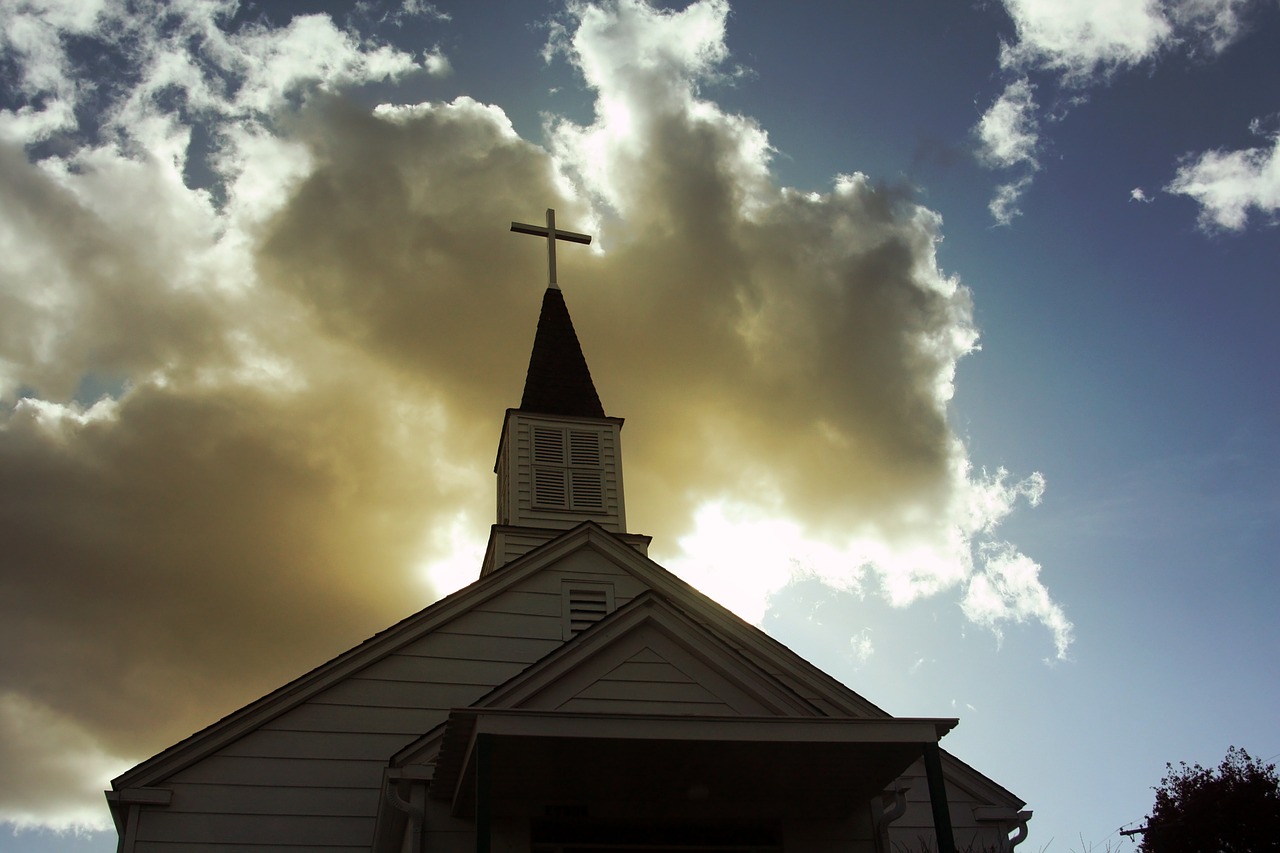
top-left (923, 742), bottom-right (957, 853)
top-left (476, 734), bottom-right (492, 853)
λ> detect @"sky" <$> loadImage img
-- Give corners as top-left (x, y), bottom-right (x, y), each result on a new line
top-left (0, 0), bottom-right (1277, 850)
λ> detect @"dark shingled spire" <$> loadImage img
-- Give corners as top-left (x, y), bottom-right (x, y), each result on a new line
top-left (519, 287), bottom-right (605, 418)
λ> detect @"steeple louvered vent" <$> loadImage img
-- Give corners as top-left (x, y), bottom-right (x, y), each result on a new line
top-left (569, 470), bottom-right (604, 510)
top-left (563, 582), bottom-right (615, 639)
top-left (533, 428), bottom-right (564, 464)
top-left (530, 425), bottom-right (606, 512)
top-left (533, 467), bottom-right (567, 507)
top-left (569, 430), bottom-right (599, 465)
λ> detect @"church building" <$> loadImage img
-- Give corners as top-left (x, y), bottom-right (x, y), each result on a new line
top-left (107, 211), bottom-right (1032, 853)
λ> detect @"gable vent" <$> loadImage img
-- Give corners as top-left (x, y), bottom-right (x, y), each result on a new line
top-left (563, 583), bottom-right (614, 639)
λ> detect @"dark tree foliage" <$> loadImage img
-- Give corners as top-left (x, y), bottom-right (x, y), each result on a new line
top-left (1139, 746), bottom-right (1280, 853)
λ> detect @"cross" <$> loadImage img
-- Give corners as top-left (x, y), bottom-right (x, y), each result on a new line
top-left (510, 208), bottom-right (592, 290)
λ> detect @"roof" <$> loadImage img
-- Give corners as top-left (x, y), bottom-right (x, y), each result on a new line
top-left (519, 286), bottom-right (605, 418)
top-left (111, 523), bottom-right (883, 792)
top-left (110, 522), bottom-right (1023, 814)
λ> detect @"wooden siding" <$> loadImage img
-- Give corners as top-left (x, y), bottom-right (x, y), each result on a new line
top-left (511, 616), bottom-right (803, 717)
top-left (886, 763), bottom-right (1016, 853)
top-left (121, 529), bottom-right (1019, 853)
top-left (123, 550), bottom-right (655, 851)
top-left (135, 812), bottom-right (373, 847)
top-left (506, 415), bottom-right (625, 533)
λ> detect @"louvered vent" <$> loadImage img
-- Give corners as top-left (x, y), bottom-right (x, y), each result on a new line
top-left (532, 427), bottom-right (565, 464)
top-left (569, 470), bottom-right (605, 511)
top-left (532, 467), bottom-right (566, 508)
top-left (568, 430), bottom-right (601, 466)
top-left (527, 424), bottom-right (609, 514)
top-left (563, 583), bottom-right (614, 638)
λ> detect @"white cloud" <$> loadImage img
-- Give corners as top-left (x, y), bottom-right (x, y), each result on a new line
top-left (976, 0), bottom-right (1257, 225)
top-left (1168, 0), bottom-right (1253, 56)
top-left (999, 0), bottom-right (1173, 79)
top-left (977, 78), bottom-right (1040, 169)
top-left (1166, 127), bottom-right (1280, 230)
top-left (850, 628), bottom-right (875, 665)
top-left (998, 0), bottom-right (1249, 79)
top-left (424, 46), bottom-right (453, 76)
top-left (0, 2), bottom-right (430, 155)
top-left (989, 175), bottom-right (1035, 226)
top-left (963, 543), bottom-right (1074, 659)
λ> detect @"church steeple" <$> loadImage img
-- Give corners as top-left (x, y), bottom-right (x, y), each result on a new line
top-left (482, 211), bottom-right (648, 577)
top-left (519, 286), bottom-right (605, 418)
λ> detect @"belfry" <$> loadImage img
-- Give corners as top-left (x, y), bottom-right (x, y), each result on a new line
top-left (108, 210), bottom-right (1031, 853)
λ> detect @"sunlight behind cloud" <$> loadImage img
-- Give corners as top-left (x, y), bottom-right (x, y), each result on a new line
top-left (0, 0), bottom-right (1069, 831)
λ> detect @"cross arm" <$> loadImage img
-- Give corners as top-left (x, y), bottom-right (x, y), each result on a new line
top-left (509, 222), bottom-right (592, 245)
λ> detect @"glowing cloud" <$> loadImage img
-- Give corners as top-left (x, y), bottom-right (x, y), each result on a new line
top-left (0, 0), bottom-right (1067, 830)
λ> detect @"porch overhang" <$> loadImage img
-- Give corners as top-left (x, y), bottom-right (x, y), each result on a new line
top-left (430, 708), bottom-right (957, 820)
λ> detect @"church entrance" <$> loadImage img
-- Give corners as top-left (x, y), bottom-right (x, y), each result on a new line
top-left (530, 818), bottom-right (783, 853)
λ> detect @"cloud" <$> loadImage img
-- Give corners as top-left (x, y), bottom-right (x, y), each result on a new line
top-left (975, 79), bottom-right (1039, 225)
top-left (976, 79), bottom-right (1040, 170)
top-left (998, 0), bottom-right (1249, 79)
top-left (0, 0), bottom-right (1067, 830)
top-left (963, 543), bottom-right (1074, 660)
top-left (974, 0), bottom-right (1256, 225)
top-left (424, 46), bottom-right (453, 76)
top-left (1165, 123), bottom-right (1280, 229)
top-left (989, 175), bottom-right (1036, 226)
top-left (998, 0), bottom-right (1173, 80)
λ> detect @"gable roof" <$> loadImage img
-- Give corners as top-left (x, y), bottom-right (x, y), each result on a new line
top-left (519, 286), bottom-right (605, 418)
top-left (472, 591), bottom-right (825, 717)
top-left (110, 522), bottom-right (1020, 811)
top-left (389, 590), bottom-right (828, 772)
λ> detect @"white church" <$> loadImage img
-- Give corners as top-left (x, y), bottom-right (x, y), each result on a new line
top-left (107, 211), bottom-right (1032, 853)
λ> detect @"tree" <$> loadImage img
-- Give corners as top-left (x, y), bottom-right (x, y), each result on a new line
top-left (1139, 746), bottom-right (1280, 853)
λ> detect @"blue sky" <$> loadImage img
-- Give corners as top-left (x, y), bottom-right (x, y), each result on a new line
top-left (1, 1), bottom-right (1277, 851)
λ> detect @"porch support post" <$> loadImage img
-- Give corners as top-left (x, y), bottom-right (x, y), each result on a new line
top-left (923, 742), bottom-right (957, 853)
top-left (475, 734), bottom-right (492, 853)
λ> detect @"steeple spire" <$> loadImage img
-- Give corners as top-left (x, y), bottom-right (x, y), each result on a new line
top-left (519, 287), bottom-right (605, 418)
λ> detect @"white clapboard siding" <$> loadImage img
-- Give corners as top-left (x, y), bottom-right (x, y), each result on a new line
top-left (556, 697), bottom-right (736, 715)
top-left (572, 677), bottom-right (727, 704)
top-left (261, 703), bottom-right (447, 736)
top-left (165, 783), bottom-right (377, 816)
top-left (506, 416), bottom-right (626, 532)
top-left (886, 764), bottom-right (1012, 853)
top-left (132, 565), bottom-right (624, 848)
top-left (171, 755), bottom-right (388, 789)
top-left (135, 812), bottom-right (373, 847)
top-left (476, 588), bottom-right (563, 618)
